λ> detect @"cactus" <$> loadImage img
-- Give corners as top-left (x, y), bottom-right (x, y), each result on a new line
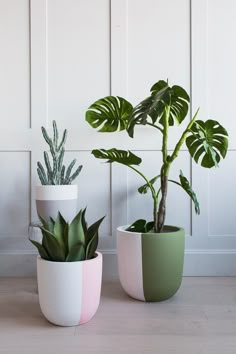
top-left (37, 120), bottom-right (83, 185)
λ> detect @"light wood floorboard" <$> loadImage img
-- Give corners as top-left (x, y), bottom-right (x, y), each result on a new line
top-left (0, 277), bottom-right (236, 353)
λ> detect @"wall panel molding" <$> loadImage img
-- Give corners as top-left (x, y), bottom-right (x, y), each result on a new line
top-left (0, 0), bottom-right (235, 275)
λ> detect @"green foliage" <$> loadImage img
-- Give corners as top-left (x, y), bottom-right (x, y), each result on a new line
top-left (179, 170), bottom-right (200, 215)
top-left (86, 96), bottom-right (133, 132)
top-left (37, 120), bottom-right (83, 185)
top-left (186, 120), bottom-right (228, 168)
top-left (138, 176), bottom-right (160, 194)
top-left (128, 81), bottom-right (190, 137)
top-left (86, 80), bottom-right (228, 233)
top-left (169, 171), bottom-right (200, 215)
top-left (30, 210), bottom-right (105, 262)
top-left (92, 148), bottom-right (142, 166)
top-left (126, 219), bottom-right (154, 233)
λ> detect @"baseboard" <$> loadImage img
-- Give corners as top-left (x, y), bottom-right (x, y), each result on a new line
top-left (0, 249), bottom-right (236, 277)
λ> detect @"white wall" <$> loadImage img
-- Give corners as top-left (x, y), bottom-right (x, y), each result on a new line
top-left (0, 0), bottom-right (236, 276)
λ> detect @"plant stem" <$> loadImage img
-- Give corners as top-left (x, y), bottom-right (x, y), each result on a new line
top-left (129, 165), bottom-right (158, 229)
top-left (169, 108), bottom-right (199, 163)
top-left (156, 106), bottom-right (170, 232)
top-left (162, 106), bottom-right (170, 163)
top-left (156, 108), bottom-right (199, 232)
top-left (129, 166), bottom-right (156, 199)
top-left (146, 122), bottom-right (163, 133)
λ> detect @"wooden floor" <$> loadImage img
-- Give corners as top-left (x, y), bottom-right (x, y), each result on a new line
top-left (0, 278), bottom-right (236, 354)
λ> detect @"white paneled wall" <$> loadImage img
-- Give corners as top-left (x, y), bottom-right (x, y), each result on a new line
top-left (0, 0), bottom-right (235, 276)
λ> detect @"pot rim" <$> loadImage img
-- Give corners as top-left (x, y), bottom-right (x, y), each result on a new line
top-left (37, 251), bottom-right (102, 265)
top-left (117, 225), bottom-right (184, 235)
top-left (35, 184), bottom-right (78, 190)
top-left (35, 184), bottom-right (78, 200)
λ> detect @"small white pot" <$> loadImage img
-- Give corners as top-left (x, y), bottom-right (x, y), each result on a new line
top-left (35, 185), bottom-right (78, 222)
top-left (37, 252), bottom-right (102, 326)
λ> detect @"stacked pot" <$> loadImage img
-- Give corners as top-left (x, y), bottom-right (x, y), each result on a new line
top-left (33, 121), bottom-right (103, 327)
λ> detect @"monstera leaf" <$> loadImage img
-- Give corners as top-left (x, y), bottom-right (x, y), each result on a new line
top-left (179, 170), bottom-right (200, 215)
top-left (169, 171), bottom-right (200, 215)
top-left (186, 120), bottom-right (228, 168)
top-left (138, 175), bottom-right (160, 194)
top-left (86, 96), bottom-right (133, 132)
top-left (92, 148), bottom-right (142, 166)
top-left (128, 80), bottom-right (190, 137)
top-left (126, 219), bottom-right (154, 233)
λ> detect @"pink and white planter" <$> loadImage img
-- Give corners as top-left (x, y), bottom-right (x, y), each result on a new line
top-left (37, 252), bottom-right (102, 326)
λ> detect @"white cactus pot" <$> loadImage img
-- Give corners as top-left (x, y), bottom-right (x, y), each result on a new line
top-left (35, 185), bottom-right (78, 222)
top-left (37, 252), bottom-right (103, 326)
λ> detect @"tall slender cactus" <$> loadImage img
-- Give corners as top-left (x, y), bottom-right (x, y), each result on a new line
top-left (37, 120), bottom-right (83, 185)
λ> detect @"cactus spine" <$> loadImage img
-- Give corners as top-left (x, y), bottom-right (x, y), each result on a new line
top-left (37, 120), bottom-right (83, 185)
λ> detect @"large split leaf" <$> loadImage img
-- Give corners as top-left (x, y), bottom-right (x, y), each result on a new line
top-left (86, 96), bottom-right (133, 132)
top-left (186, 120), bottom-right (228, 168)
top-left (92, 148), bottom-right (142, 166)
top-left (128, 80), bottom-right (190, 137)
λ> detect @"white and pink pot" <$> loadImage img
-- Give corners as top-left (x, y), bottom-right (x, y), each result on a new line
top-left (37, 252), bottom-right (102, 326)
top-left (35, 185), bottom-right (78, 222)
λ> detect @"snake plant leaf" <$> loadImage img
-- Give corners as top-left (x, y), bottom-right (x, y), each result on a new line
top-left (29, 239), bottom-right (50, 260)
top-left (38, 215), bottom-right (55, 234)
top-left (54, 213), bottom-right (68, 258)
top-left (92, 148), bottom-right (142, 166)
top-left (86, 96), bottom-right (133, 132)
top-left (179, 170), bottom-right (200, 215)
top-left (86, 215), bottom-right (106, 246)
top-left (138, 175), bottom-right (160, 194)
top-left (81, 208), bottom-right (88, 235)
top-left (66, 242), bottom-right (85, 262)
top-left (85, 215), bottom-right (105, 259)
top-left (85, 232), bottom-right (98, 260)
top-left (127, 80), bottom-right (189, 137)
top-left (68, 209), bottom-right (85, 252)
top-left (41, 227), bottom-right (65, 261)
top-left (186, 120), bottom-right (228, 168)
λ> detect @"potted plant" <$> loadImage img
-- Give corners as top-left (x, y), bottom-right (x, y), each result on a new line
top-left (85, 80), bottom-right (229, 302)
top-left (36, 120), bottom-right (83, 222)
top-left (30, 210), bottom-right (105, 326)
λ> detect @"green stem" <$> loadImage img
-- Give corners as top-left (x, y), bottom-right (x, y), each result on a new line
top-left (129, 166), bottom-right (156, 199)
top-left (169, 108), bottom-right (199, 163)
top-left (156, 105), bottom-right (171, 232)
top-left (146, 122), bottom-right (163, 133)
top-left (162, 106), bottom-right (170, 163)
top-left (129, 165), bottom-right (158, 228)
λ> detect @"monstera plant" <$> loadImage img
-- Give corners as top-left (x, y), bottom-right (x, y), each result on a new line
top-left (86, 80), bottom-right (228, 233)
top-left (85, 80), bottom-right (228, 302)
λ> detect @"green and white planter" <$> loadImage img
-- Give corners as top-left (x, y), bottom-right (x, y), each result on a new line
top-left (35, 185), bottom-right (78, 222)
top-left (117, 225), bottom-right (185, 302)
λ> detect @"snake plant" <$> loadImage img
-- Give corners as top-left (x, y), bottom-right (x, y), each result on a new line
top-left (37, 120), bottom-right (83, 185)
top-left (30, 210), bottom-right (105, 261)
top-left (86, 80), bottom-right (229, 233)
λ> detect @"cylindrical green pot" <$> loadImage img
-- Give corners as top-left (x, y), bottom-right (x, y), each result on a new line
top-left (117, 225), bottom-right (185, 302)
